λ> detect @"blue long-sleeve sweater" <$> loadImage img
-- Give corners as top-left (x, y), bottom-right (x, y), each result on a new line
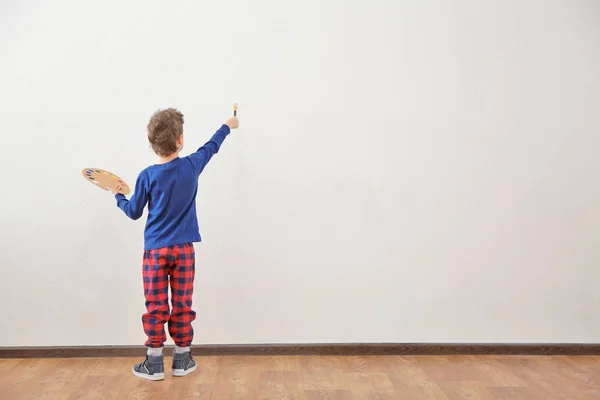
top-left (115, 124), bottom-right (230, 250)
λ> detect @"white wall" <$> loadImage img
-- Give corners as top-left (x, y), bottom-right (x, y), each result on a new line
top-left (1, 0), bottom-right (599, 347)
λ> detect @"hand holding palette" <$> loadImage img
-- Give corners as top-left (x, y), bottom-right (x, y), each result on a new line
top-left (82, 168), bottom-right (131, 195)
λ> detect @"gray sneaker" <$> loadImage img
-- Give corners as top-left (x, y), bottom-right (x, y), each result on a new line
top-left (132, 354), bottom-right (165, 381)
top-left (172, 350), bottom-right (197, 377)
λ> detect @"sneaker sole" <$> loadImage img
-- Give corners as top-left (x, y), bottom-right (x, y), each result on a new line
top-left (172, 364), bottom-right (197, 377)
top-left (132, 367), bottom-right (165, 381)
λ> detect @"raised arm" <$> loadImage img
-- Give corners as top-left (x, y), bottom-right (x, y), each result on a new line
top-left (188, 116), bottom-right (239, 176)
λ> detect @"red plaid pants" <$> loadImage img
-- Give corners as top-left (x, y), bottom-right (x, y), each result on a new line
top-left (142, 243), bottom-right (196, 348)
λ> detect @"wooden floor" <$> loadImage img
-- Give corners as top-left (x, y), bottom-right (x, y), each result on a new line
top-left (0, 355), bottom-right (598, 399)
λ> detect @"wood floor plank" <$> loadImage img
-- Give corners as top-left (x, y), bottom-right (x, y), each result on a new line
top-left (124, 377), bottom-right (173, 400)
top-left (88, 357), bottom-right (136, 376)
top-left (345, 372), bottom-right (396, 400)
top-left (169, 380), bottom-right (214, 400)
top-left (526, 356), bottom-right (593, 399)
top-left (217, 356), bottom-right (259, 371)
top-left (300, 356), bottom-right (349, 391)
top-left (378, 356), bottom-right (450, 399)
top-left (66, 375), bottom-right (125, 400)
top-left (163, 356), bottom-right (218, 399)
top-left (181, 355), bottom-right (219, 385)
top-left (583, 390), bottom-right (600, 399)
top-left (304, 390), bottom-right (353, 400)
top-left (393, 384), bottom-right (451, 400)
top-left (0, 358), bottom-right (22, 371)
top-left (438, 382), bottom-right (496, 400)
top-left (212, 356), bottom-right (259, 400)
top-left (486, 386), bottom-right (544, 400)
top-left (491, 357), bottom-right (572, 400)
top-left (463, 356), bottom-right (526, 387)
top-left (337, 356), bottom-right (386, 374)
top-left (553, 356), bottom-right (600, 391)
top-left (256, 356), bottom-right (301, 372)
top-left (420, 356), bottom-right (500, 385)
top-left (0, 358), bottom-right (61, 400)
top-left (258, 371), bottom-right (306, 400)
top-left (29, 358), bottom-right (97, 399)
top-left (377, 356), bottom-right (430, 386)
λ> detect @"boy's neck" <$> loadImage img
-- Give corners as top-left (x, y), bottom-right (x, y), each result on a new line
top-left (158, 152), bottom-right (179, 164)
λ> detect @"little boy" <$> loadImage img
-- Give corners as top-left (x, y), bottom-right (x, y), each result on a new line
top-left (109, 108), bottom-right (239, 380)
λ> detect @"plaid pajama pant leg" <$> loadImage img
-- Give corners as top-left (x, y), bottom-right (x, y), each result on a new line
top-left (167, 243), bottom-right (196, 347)
top-left (142, 243), bottom-right (196, 348)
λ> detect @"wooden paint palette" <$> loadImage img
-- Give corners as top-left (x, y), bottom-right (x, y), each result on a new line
top-left (82, 168), bottom-right (130, 195)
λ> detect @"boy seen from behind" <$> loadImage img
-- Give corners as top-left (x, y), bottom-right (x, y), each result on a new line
top-left (109, 108), bottom-right (239, 380)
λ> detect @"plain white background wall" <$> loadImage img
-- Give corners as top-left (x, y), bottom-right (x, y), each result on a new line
top-left (1, 0), bottom-right (599, 346)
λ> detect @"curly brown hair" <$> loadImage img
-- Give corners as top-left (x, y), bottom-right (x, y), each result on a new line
top-left (147, 108), bottom-right (184, 156)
